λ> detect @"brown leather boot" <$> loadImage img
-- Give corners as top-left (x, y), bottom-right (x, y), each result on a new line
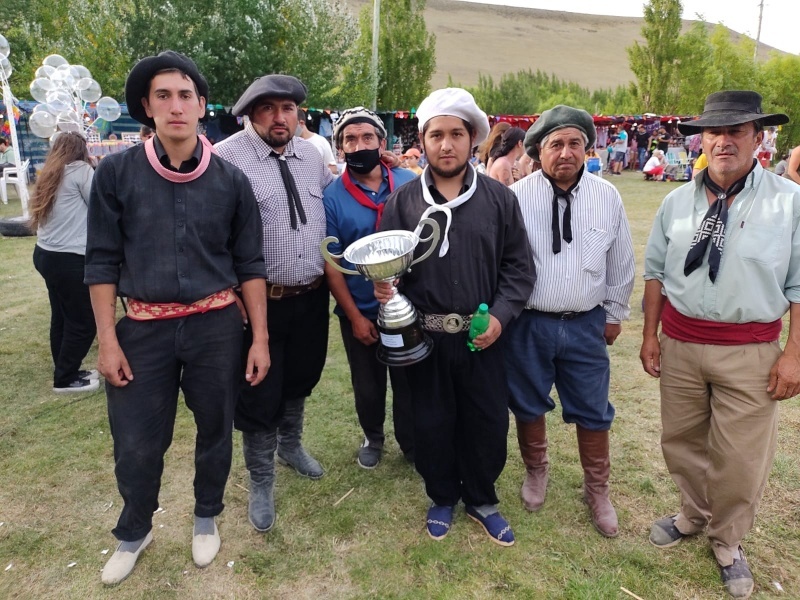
top-left (576, 425), bottom-right (618, 538)
top-left (516, 416), bottom-right (549, 511)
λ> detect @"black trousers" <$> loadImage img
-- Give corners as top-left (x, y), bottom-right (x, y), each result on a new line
top-left (406, 331), bottom-right (509, 507)
top-left (235, 284), bottom-right (329, 433)
top-left (32, 246), bottom-right (97, 387)
top-left (338, 315), bottom-right (414, 453)
top-left (107, 304), bottom-right (243, 541)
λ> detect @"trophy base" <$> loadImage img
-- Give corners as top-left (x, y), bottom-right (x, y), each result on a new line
top-left (376, 321), bottom-right (434, 367)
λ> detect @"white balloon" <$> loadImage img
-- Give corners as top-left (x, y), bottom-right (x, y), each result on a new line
top-left (73, 65), bottom-right (92, 79)
top-left (35, 65), bottom-right (56, 79)
top-left (79, 80), bottom-right (102, 103)
top-left (0, 35), bottom-right (9, 58)
top-left (96, 97), bottom-right (121, 122)
top-left (46, 89), bottom-right (74, 112)
top-left (29, 111), bottom-right (58, 138)
top-left (75, 77), bottom-right (94, 91)
top-left (30, 78), bottom-right (55, 103)
top-left (57, 120), bottom-right (82, 134)
top-left (0, 58), bottom-right (12, 78)
top-left (43, 54), bottom-right (68, 68)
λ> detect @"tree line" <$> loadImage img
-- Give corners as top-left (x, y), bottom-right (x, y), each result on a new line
top-left (2, 0), bottom-right (435, 111)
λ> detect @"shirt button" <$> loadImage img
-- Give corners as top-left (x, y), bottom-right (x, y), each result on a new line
top-left (177, 198), bottom-right (183, 203)
top-left (453, 280), bottom-right (459, 285)
top-left (178, 247), bottom-right (184, 253)
top-left (177, 222), bottom-right (184, 227)
top-left (179, 273), bottom-right (185, 278)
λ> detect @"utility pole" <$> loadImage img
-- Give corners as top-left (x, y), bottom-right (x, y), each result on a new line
top-left (753, 0), bottom-right (764, 61)
top-left (370, 0), bottom-right (381, 111)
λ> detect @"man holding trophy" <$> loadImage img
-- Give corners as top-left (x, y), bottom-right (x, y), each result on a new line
top-left (373, 88), bottom-right (534, 545)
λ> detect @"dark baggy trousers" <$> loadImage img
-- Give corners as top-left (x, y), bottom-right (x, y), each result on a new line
top-left (33, 246), bottom-right (97, 387)
top-left (107, 304), bottom-right (243, 541)
top-left (406, 331), bottom-right (509, 507)
top-left (338, 315), bottom-right (414, 453)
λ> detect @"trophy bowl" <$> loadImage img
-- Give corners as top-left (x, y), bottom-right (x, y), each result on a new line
top-left (321, 218), bottom-right (440, 366)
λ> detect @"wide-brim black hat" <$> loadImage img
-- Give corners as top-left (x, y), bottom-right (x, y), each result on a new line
top-left (678, 90), bottom-right (789, 135)
top-left (125, 51), bottom-right (209, 128)
top-left (232, 75), bottom-right (307, 117)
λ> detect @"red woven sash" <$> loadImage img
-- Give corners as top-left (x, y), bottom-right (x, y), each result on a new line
top-left (127, 288), bottom-right (236, 321)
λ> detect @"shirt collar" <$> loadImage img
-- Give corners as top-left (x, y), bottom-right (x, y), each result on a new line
top-left (153, 135), bottom-right (203, 173)
top-left (693, 161), bottom-right (763, 213)
top-left (423, 164), bottom-right (473, 203)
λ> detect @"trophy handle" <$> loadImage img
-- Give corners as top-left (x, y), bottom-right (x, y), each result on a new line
top-left (320, 236), bottom-right (360, 276)
top-left (410, 218), bottom-right (441, 267)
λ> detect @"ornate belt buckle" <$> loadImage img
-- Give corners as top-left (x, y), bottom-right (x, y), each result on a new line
top-left (442, 313), bottom-right (464, 334)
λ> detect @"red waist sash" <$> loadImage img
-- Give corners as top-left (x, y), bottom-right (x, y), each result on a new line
top-left (661, 300), bottom-right (781, 345)
top-left (127, 288), bottom-right (236, 321)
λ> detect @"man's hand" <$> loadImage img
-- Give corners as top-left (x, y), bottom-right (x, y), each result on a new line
top-left (353, 315), bottom-right (379, 346)
top-left (471, 315), bottom-right (502, 350)
top-left (245, 338), bottom-right (270, 386)
top-left (604, 323), bottom-right (622, 345)
top-left (98, 341), bottom-right (133, 387)
top-left (767, 351), bottom-right (800, 400)
top-left (374, 280), bottom-right (396, 305)
top-left (640, 333), bottom-right (662, 378)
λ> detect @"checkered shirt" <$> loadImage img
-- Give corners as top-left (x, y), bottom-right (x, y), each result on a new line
top-left (216, 123), bottom-right (335, 286)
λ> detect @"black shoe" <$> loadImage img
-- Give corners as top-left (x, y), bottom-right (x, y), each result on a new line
top-left (79, 369), bottom-right (100, 381)
top-left (649, 515), bottom-right (688, 548)
top-left (53, 377), bottom-right (100, 394)
top-left (357, 438), bottom-right (382, 469)
top-left (720, 548), bottom-right (754, 599)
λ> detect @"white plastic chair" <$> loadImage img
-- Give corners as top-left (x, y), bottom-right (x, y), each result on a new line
top-left (1, 159), bottom-right (31, 207)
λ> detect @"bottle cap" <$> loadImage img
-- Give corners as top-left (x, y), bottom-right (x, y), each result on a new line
top-left (478, 303), bottom-right (488, 311)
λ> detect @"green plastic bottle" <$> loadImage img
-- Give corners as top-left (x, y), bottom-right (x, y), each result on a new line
top-left (467, 303), bottom-right (490, 351)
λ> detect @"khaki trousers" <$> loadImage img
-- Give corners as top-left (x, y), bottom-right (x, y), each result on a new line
top-left (659, 335), bottom-right (780, 566)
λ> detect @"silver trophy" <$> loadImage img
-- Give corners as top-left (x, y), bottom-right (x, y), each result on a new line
top-left (321, 218), bottom-right (440, 366)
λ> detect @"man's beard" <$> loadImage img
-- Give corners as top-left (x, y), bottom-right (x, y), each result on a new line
top-left (428, 156), bottom-right (469, 179)
top-left (261, 131), bottom-right (290, 148)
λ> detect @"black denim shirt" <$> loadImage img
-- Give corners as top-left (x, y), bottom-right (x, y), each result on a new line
top-left (85, 137), bottom-right (266, 303)
top-left (379, 168), bottom-right (534, 328)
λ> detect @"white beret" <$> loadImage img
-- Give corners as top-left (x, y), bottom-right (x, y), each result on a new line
top-left (416, 88), bottom-right (489, 146)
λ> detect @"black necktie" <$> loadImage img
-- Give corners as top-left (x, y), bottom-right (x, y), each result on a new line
top-left (543, 168), bottom-right (582, 254)
top-left (272, 151), bottom-right (307, 230)
top-left (684, 160), bottom-right (756, 282)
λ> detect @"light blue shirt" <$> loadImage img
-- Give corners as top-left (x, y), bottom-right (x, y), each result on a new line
top-left (644, 163), bottom-right (800, 323)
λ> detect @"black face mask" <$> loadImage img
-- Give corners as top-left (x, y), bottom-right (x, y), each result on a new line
top-left (345, 148), bottom-right (381, 174)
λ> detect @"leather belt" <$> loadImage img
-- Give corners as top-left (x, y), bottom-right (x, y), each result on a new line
top-left (527, 308), bottom-right (589, 321)
top-left (267, 276), bottom-right (323, 300)
top-left (420, 312), bottom-right (472, 333)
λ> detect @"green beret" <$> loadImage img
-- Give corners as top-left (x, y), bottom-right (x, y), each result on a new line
top-left (524, 105), bottom-right (596, 161)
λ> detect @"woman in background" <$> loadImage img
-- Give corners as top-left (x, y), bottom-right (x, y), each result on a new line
top-left (488, 126), bottom-right (526, 185)
top-left (476, 121), bottom-right (510, 174)
top-left (30, 132), bottom-right (99, 393)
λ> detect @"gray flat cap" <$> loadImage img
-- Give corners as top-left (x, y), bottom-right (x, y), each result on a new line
top-left (232, 74), bottom-right (307, 116)
top-left (524, 105), bottom-right (596, 161)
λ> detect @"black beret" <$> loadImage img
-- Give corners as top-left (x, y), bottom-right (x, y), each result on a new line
top-left (232, 75), bottom-right (308, 117)
top-left (124, 51), bottom-right (209, 128)
top-left (524, 105), bottom-right (596, 161)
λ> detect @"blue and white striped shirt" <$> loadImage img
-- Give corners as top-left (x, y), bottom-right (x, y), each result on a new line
top-left (510, 170), bottom-right (635, 323)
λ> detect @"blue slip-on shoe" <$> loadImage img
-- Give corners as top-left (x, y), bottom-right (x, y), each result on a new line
top-left (426, 504), bottom-right (454, 541)
top-left (466, 506), bottom-right (515, 547)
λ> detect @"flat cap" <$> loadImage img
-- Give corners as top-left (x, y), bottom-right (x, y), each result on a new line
top-left (524, 105), bottom-right (596, 161)
top-left (416, 88), bottom-right (490, 146)
top-left (232, 74), bottom-right (307, 116)
top-left (125, 51), bottom-right (209, 128)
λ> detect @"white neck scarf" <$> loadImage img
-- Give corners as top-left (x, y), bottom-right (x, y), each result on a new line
top-left (416, 163), bottom-right (478, 257)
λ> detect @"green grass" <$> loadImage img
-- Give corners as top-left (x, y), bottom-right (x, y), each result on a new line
top-left (1, 174), bottom-right (798, 599)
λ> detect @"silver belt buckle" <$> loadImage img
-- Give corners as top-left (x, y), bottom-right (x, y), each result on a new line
top-left (442, 313), bottom-right (464, 334)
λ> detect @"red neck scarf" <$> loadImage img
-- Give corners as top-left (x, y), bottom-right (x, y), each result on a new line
top-left (341, 162), bottom-right (395, 229)
top-left (144, 135), bottom-right (216, 183)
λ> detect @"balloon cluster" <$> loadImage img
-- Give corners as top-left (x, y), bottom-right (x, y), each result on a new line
top-left (0, 35), bottom-right (12, 82)
top-left (28, 54), bottom-right (121, 140)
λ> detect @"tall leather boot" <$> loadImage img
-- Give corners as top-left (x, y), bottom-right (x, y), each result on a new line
top-left (516, 416), bottom-right (549, 511)
top-left (576, 425), bottom-right (618, 538)
top-left (276, 397), bottom-right (324, 479)
top-left (242, 430), bottom-right (277, 532)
